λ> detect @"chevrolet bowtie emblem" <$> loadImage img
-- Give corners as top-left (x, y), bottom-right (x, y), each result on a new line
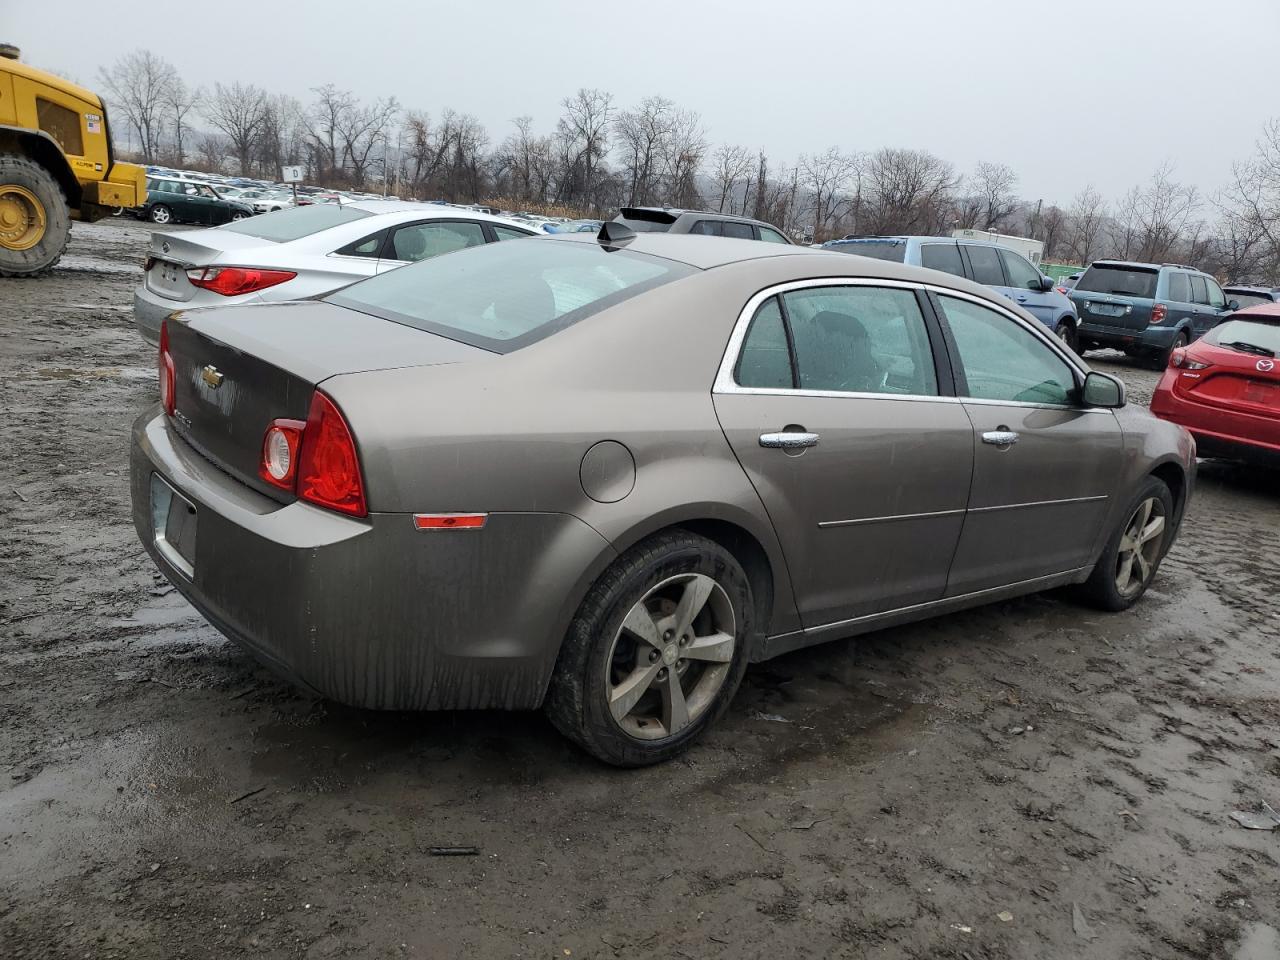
top-left (201, 365), bottom-right (224, 388)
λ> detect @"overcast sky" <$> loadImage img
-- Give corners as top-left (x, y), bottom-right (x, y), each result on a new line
top-left (10, 0), bottom-right (1278, 203)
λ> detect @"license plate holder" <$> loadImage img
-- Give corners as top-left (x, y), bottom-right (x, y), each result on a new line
top-left (1089, 302), bottom-right (1126, 317)
top-left (151, 473), bottom-right (197, 578)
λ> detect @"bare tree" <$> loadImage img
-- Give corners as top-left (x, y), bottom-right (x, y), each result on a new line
top-left (554, 88), bottom-right (613, 209)
top-left (163, 77), bottom-right (200, 167)
top-left (972, 161), bottom-right (1019, 231)
top-left (1039, 204), bottom-right (1066, 260)
top-left (203, 82), bottom-right (268, 176)
top-left (307, 84), bottom-right (356, 181)
top-left (256, 94), bottom-right (307, 179)
top-left (663, 109), bottom-right (707, 210)
top-left (97, 50), bottom-right (177, 163)
top-left (799, 147), bottom-right (858, 240)
top-left (860, 148), bottom-right (957, 236)
top-left (614, 96), bottom-right (676, 208)
top-left (1221, 118), bottom-right (1280, 282)
top-left (712, 144), bottom-right (753, 214)
top-left (194, 133), bottom-right (225, 173)
top-left (336, 96), bottom-right (400, 188)
top-left (1065, 185), bottom-right (1108, 264)
top-left (495, 115), bottom-right (550, 202)
top-left (1111, 163), bottom-right (1200, 263)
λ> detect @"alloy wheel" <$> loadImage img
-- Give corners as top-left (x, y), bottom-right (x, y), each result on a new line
top-left (152, 206), bottom-right (171, 224)
top-left (1115, 497), bottom-right (1166, 598)
top-left (604, 573), bottom-right (736, 740)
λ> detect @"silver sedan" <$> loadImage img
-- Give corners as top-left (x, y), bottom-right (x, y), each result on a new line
top-left (132, 200), bottom-right (537, 344)
top-left (131, 228), bottom-right (1194, 766)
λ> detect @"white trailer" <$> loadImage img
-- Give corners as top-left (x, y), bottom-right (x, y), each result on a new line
top-left (951, 228), bottom-right (1044, 266)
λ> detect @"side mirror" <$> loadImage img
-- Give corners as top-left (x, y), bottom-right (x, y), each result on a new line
top-left (1039, 275), bottom-right (1055, 292)
top-left (1227, 299), bottom-right (1240, 311)
top-left (1081, 371), bottom-right (1126, 409)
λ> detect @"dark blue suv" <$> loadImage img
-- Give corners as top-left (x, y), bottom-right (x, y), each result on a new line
top-left (824, 236), bottom-right (1081, 348)
top-left (1070, 261), bottom-right (1237, 365)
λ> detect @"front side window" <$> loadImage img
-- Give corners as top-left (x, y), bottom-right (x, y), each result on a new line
top-left (329, 239), bottom-right (695, 353)
top-left (758, 227), bottom-right (789, 244)
top-left (388, 221), bottom-right (486, 262)
top-left (999, 249), bottom-right (1041, 290)
top-left (921, 243), bottom-right (965, 277)
top-left (736, 286), bottom-right (938, 396)
top-left (938, 295), bottom-right (1076, 405)
top-left (964, 245), bottom-right (1005, 286)
top-left (1204, 277), bottom-right (1226, 309)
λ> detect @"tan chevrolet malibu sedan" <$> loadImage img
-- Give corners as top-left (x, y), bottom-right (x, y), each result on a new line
top-left (131, 226), bottom-right (1195, 765)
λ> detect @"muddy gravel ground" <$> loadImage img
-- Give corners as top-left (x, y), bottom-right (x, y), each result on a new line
top-left (2, 220), bottom-right (1279, 960)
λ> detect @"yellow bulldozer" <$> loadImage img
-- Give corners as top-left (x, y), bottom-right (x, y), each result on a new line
top-left (0, 43), bottom-right (147, 276)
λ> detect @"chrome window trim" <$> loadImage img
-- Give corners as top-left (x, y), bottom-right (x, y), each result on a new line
top-left (713, 276), bottom-right (946, 399)
top-left (714, 277), bottom-right (1100, 411)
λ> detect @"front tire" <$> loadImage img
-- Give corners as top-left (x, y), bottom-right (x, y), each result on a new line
top-left (149, 204), bottom-right (173, 225)
top-left (545, 531), bottom-right (753, 766)
top-left (1054, 319), bottom-right (1078, 352)
top-left (230, 211), bottom-right (249, 221)
top-left (0, 155), bottom-right (70, 277)
top-left (1074, 476), bottom-right (1174, 611)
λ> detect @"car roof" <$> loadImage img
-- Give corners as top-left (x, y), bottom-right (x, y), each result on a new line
top-left (549, 232), bottom-right (1018, 299)
top-left (618, 206), bottom-right (781, 229)
top-left (1233, 302), bottom-right (1280, 320)
top-left (1224, 284), bottom-right (1278, 293)
top-left (336, 200), bottom-right (536, 232)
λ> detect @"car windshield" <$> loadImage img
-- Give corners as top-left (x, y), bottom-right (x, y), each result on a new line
top-left (1201, 317), bottom-right (1280, 355)
top-left (1074, 264), bottom-right (1158, 298)
top-left (825, 240), bottom-right (907, 262)
top-left (1226, 292), bottom-right (1272, 308)
top-left (217, 204), bottom-right (372, 242)
top-left (328, 238), bottom-right (696, 353)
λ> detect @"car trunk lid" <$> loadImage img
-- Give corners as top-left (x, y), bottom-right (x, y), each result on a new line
top-left (164, 300), bottom-right (491, 501)
top-left (1178, 342), bottom-right (1280, 416)
top-left (144, 228), bottom-right (275, 303)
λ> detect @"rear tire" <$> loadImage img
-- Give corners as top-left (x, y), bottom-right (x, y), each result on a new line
top-left (1074, 476), bottom-right (1174, 612)
top-left (545, 531), bottom-right (753, 767)
top-left (1157, 331), bottom-right (1189, 369)
top-left (230, 211), bottom-right (249, 221)
top-left (149, 204), bottom-right (173, 225)
top-left (0, 155), bottom-right (70, 277)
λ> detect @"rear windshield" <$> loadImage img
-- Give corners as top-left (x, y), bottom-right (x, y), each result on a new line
top-left (1202, 317), bottom-right (1280, 355)
top-left (328, 238), bottom-right (697, 353)
top-left (217, 204), bottom-right (372, 243)
top-left (824, 240), bottom-right (907, 263)
top-left (1074, 264), bottom-right (1157, 299)
top-left (1225, 292), bottom-right (1273, 308)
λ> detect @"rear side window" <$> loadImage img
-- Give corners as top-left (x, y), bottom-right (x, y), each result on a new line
top-left (722, 222), bottom-right (754, 240)
top-left (921, 243), bottom-right (965, 277)
top-left (335, 230), bottom-right (386, 258)
top-left (740, 286), bottom-right (938, 396)
top-left (689, 220), bottom-right (722, 236)
top-left (1075, 265), bottom-right (1158, 298)
top-left (493, 225), bottom-right (534, 241)
top-left (964, 245), bottom-right (1005, 286)
top-left (218, 204), bottom-right (372, 242)
top-left (1166, 272), bottom-right (1191, 303)
top-left (388, 221), bottom-right (486, 262)
top-left (328, 239), bottom-right (696, 353)
top-left (735, 297), bottom-right (794, 389)
top-left (825, 240), bottom-right (907, 262)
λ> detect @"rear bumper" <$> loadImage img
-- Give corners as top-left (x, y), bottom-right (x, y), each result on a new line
top-left (1077, 320), bottom-right (1177, 352)
top-left (130, 408), bottom-right (614, 710)
top-left (133, 287), bottom-right (176, 345)
top-left (1150, 375), bottom-right (1280, 464)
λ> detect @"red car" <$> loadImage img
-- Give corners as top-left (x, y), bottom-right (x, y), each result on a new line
top-left (1150, 303), bottom-right (1280, 464)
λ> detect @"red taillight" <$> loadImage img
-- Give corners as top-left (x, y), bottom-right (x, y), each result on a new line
top-left (186, 266), bottom-right (297, 297)
top-left (1170, 349), bottom-right (1209, 370)
top-left (259, 419), bottom-right (306, 491)
top-left (158, 320), bottom-right (176, 417)
top-left (295, 392), bottom-right (367, 517)
top-left (1150, 303), bottom-right (1167, 324)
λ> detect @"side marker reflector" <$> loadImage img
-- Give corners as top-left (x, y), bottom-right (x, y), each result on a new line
top-left (413, 513), bottom-right (488, 530)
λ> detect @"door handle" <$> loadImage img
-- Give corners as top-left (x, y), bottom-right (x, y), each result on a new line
top-left (982, 429), bottom-right (1019, 447)
top-left (760, 431), bottom-right (820, 449)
